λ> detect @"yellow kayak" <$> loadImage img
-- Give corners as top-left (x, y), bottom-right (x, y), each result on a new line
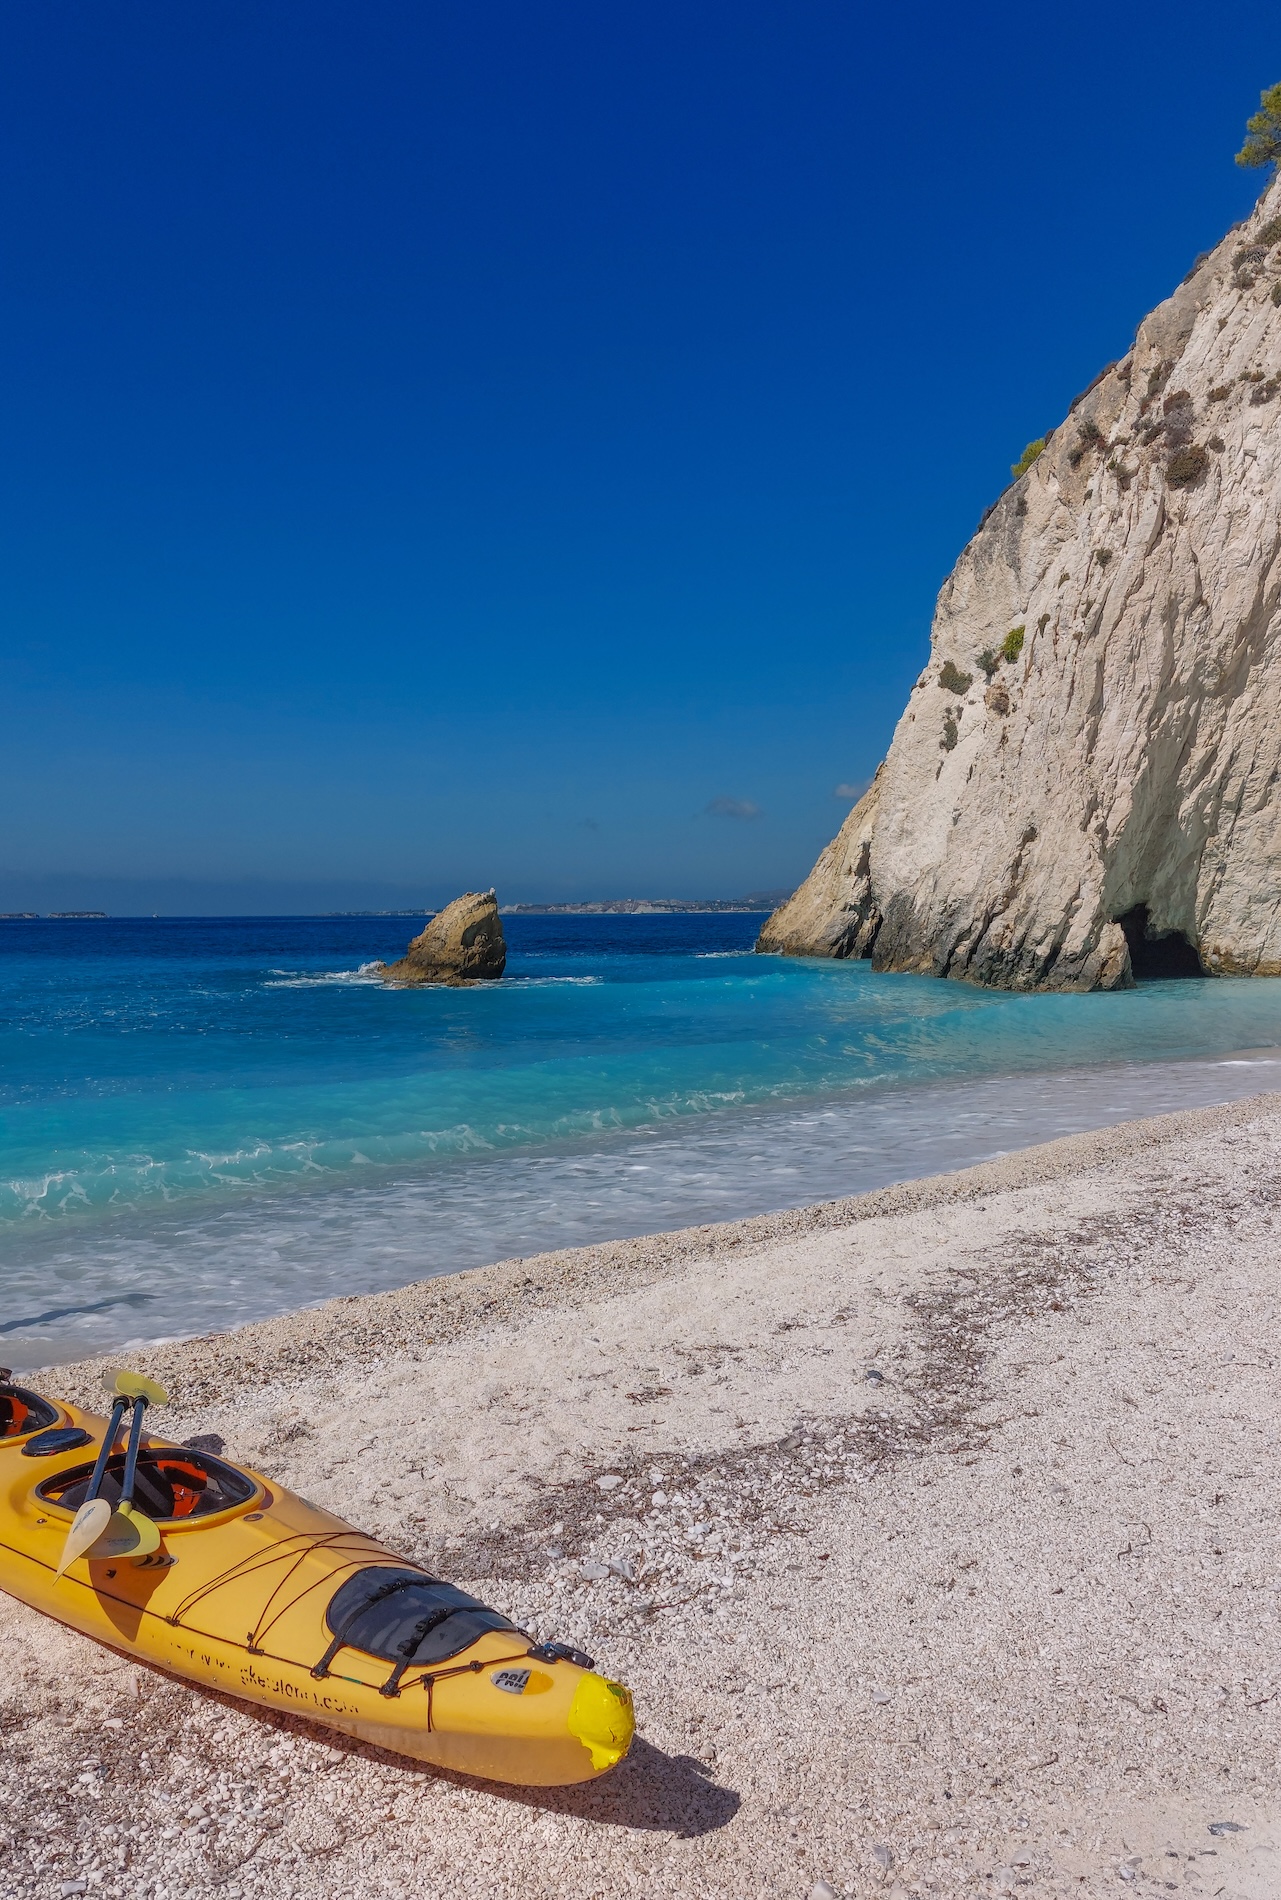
top-left (0, 1377), bottom-right (633, 1786)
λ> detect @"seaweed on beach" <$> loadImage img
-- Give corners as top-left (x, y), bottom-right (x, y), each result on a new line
top-left (435, 1174), bottom-right (1234, 1642)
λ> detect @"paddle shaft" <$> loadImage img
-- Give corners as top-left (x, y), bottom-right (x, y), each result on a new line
top-left (82, 1397), bottom-right (129, 1505)
top-left (119, 1397), bottom-right (149, 1510)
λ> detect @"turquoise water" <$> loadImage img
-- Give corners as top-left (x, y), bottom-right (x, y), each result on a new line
top-left (5, 913), bottom-right (1281, 1366)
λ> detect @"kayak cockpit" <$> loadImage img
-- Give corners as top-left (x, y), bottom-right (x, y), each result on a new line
top-left (36, 1447), bottom-right (259, 1523)
top-left (0, 1384), bottom-right (60, 1440)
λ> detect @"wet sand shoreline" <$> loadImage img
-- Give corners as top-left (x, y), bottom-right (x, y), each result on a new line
top-left (13, 1040), bottom-right (1281, 1372)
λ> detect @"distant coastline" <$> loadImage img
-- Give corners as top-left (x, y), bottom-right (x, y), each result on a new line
top-left (337, 894), bottom-right (792, 918)
top-left (500, 891), bottom-right (790, 916)
top-left (0, 896), bottom-right (789, 920)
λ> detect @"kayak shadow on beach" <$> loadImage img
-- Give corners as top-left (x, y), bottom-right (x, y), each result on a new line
top-left (353, 1732), bottom-right (741, 1838)
top-left (459, 1735), bottom-right (742, 1838)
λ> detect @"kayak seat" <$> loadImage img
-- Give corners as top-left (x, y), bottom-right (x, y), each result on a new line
top-left (37, 1447), bottom-right (258, 1523)
top-left (59, 1461), bottom-right (177, 1519)
top-left (321, 1566), bottom-right (524, 1671)
top-left (0, 1385), bottom-right (59, 1440)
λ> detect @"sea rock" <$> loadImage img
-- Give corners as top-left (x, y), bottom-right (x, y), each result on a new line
top-left (760, 174), bottom-right (1281, 991)
top-left (379, 890), bottom-right (506, 986)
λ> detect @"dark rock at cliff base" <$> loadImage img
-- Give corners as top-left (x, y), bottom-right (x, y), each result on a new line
top-left (379, 890), bottom-right (506, 986)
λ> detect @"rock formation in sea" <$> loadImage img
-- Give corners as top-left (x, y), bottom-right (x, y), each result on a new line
top-left (379, 889), bottom-right (506, 985)
top-left (761, 174), bottom-right (1281, 990)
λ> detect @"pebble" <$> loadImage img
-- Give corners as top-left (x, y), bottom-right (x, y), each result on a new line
top-left (59, 1884), bottom-right (88, 1898)
top-left (872, 1689), bottom-right (892, 1705)
top-left (810, 1884), bottom-right (837, 1899)
top-left (579, 1560), bottom-right (611, 1580)
top-left (596, 1474), bottom-right (623, 1491)
top-left (872, 1843), bottom-right (893, 1868)
top-left (1208, 1820), bottom-right (1245, 1836)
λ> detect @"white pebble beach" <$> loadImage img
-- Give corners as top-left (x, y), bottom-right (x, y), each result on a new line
top-left (3, 1093), bottom-right (1280, 1898)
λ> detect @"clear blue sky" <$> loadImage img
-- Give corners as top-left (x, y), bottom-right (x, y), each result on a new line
top-left (2, 1), bottom-right (1277, 911)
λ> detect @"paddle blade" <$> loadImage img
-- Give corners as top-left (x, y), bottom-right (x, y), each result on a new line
top-left (87, 1502), bottom-right (161, 1561)
top-left (103, 1368), bottom-right (169, 1407)
top-left (118, 1502), bottom-right (161, 1554)
top-left (55, 1498), bottom-right (112, 1579)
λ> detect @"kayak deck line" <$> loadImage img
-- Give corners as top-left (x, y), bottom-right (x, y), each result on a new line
top-left (166, 1528), bottom-right (394, 1645)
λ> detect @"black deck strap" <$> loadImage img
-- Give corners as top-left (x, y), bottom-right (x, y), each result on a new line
top-left (376, 1603), bottom-right (459, 1698)
top-left (378, 1659), bottom-right (410, 1699)
top-left (311, 1574), bottom-right (423, 1681)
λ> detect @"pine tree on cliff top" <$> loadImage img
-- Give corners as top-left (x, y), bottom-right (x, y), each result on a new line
top-left (1236, 82), bottom-right (1281, 171)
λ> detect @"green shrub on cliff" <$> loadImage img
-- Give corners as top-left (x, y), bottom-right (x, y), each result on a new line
top-left (1010, 437), bottom-right (1046, 480)
top-left (1000, 626), bottom-right (1025, 664)
top-left (1237, 82), bottom-right (1281, 171)
top-left (939, 660), bottom-right (973, 695)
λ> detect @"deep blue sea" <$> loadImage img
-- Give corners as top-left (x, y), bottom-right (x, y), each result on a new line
top-left (5, 912), bottom-right (1281, 1368)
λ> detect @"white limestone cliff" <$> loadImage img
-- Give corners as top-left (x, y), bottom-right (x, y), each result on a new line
top-left (760, 176), bottom-right (1281, 989)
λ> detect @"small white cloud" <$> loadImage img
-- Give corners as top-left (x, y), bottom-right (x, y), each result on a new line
top-left (706, 796), bottom-right (763, 820)
top-left (833, 780), bottom-right (871, 800)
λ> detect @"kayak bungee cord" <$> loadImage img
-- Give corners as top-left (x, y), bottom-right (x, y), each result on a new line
top-left (166, 1529), bottom-right (387, 1645)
